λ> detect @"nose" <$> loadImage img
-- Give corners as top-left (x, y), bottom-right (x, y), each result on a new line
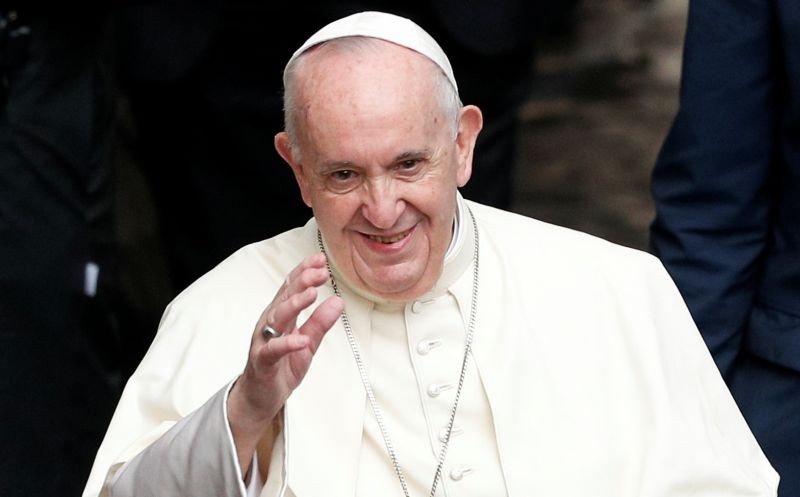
top-left (361, 178), bottom-right (404, 229)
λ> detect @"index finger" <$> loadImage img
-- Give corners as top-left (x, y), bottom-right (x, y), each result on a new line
top-left (276, 253), bottom-right (329, 302)
top-left (257, 253), bottom-right (331, 336)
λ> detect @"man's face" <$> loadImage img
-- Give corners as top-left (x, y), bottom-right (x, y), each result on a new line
top-left (277, 42), bottom-right (481, 301)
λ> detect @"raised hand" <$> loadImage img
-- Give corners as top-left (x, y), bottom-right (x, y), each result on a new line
top-left (227, 253), bottom-right (344, 476)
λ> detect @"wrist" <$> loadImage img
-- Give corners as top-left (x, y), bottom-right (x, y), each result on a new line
top-left (227, 376), bottom-right (281, 440)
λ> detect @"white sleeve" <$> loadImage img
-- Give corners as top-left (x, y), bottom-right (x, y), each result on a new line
top-left (108, 382), bottom-right (248, 497)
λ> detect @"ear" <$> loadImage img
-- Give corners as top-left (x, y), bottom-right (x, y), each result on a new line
top-left (454, 105), bottom-right (483, 187)
top-left (275, 132), bottom-right (313, 207)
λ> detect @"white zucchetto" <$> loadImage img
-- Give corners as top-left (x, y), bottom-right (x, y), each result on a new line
top-left (284, 11), bottom-right (458, 93)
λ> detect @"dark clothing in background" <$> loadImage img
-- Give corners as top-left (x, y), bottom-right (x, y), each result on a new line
top-left (0, 8), bottom-right (122, 497)
top-left (116, 3), bottom-right (312, 294)
top-left (649, 0), bottom-right (800, 495)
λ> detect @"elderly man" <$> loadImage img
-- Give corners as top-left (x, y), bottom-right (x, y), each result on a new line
top-left (84, 11), bottom-right (777, 497)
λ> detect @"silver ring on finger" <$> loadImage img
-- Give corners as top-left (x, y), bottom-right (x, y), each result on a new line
top-left (262, 325), bottom-right (283, 340)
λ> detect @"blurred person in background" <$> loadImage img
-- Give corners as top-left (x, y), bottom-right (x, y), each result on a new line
top-left (0, 6), bottom-right (122, 497)
top-left (650, 0), bottom-right (800, 495)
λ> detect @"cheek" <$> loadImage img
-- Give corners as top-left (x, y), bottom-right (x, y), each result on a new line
top-left (312, 193), bottom-right (360, 229)
top-left (423, 178), bottom-right (457, 218)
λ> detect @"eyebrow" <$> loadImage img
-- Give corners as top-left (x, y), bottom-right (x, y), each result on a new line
top-left (395, 149), bottom-right (431, 161)
top-left (317, 148), bottom-right (433, 172)
top-left (318, 160), bottom-right (356, 172)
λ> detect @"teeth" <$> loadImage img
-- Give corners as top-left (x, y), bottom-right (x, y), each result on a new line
top-left (368, 230), bottom-right (409, 244)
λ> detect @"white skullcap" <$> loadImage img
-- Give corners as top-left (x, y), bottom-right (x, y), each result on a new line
top-left (284, 11), bottom-right (458, 93)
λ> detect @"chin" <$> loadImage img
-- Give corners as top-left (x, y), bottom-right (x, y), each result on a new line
top-left (368, 278), bottom-right (416, 297)
top-left (360, 268), bottom-right (419, 296)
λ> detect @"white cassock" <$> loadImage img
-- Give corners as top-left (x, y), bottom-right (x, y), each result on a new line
top-left (83, 194), bottom-right (778, 497)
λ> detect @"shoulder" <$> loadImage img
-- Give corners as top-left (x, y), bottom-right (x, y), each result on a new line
top-left (127, 220), bottom-right (319, 402)
top-left (169, 220), bottom-right (318, 309)
top-left (149, 220), bottom-right (319, 353)
top-left (467, 200), bottom-right (674, 305)
top-left (469, 201), bottom-right (662, 271)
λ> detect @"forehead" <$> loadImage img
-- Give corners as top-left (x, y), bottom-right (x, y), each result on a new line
top-left (293, 41), bottom-right (447, 157)
top-left (296, 39), bottom-right (440, 99)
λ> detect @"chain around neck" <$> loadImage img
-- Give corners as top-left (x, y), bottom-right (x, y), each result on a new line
top-left (316, 207), bottom-right (480, 497)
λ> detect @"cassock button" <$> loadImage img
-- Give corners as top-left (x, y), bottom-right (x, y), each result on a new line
top-left (438, 425), bottom-right (463, 443)
top-left (416, 339), bottom-right (442, 355)
top-left (411, 297), bottom-right (435, 313)
top-left (427, 383), bottom-right (453, 398)
top-left (449, 467), bottom-right (474, 481)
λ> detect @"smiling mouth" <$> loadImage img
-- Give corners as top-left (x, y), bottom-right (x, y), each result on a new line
top-left (367, 228), bottom-right (413, 244)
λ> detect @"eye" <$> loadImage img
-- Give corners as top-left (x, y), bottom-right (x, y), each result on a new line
top-left (395, 158), bottom-right (426, 177)
top-left (331, 169), bottom-right (356, 181)
top-left (324, 169), bottom-right (361, 193)
top-left (400, 159), bottom-right (420, 170)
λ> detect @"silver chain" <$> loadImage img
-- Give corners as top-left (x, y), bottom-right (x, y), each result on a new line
top-left (316, 207), bottom-right (480, 497)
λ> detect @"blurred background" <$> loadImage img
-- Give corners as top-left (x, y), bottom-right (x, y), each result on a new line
top-left (513, 0), bottom-right (686, 250)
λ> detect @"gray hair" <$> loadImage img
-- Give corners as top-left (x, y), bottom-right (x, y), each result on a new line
top-left (282, 37), bottom-right (462, 161)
